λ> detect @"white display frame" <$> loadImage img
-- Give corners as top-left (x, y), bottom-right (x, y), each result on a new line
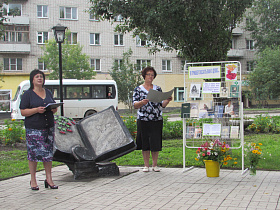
top-left (182, 61), bottom-right (245, 174)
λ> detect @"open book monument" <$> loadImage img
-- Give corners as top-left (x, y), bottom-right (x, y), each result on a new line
top-left (53, 106), bottom-right (136, 179)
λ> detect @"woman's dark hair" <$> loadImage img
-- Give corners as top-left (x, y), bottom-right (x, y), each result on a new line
top-left (29, 69), bottom-right (45, 90)
top-left (141, 66), bottom-right (157, 79)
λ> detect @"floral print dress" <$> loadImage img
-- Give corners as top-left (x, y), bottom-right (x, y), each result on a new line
top-left (133, 85), bottom-right (163, 121)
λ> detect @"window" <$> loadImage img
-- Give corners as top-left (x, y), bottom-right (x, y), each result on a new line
top-left (1, 25), bottom-right (29, 43)
top-left (60, 7), bottom-right (77, 20)
top-left (66, 33), bottom-right (77, 44)
top-left (37, 5), bottom-right (48, 18)
top-left (114, 59), bottom-right (123, 70)
top-left (162, 60), bottom-right (172, 71)
top-left (181, 60), bottom-right (188, 71)
top-left (90, 33), bottom-right (100, 45)
top-left (114, 34), bottom-right (123, 46)
top-left (174, 87), bottom-right (185, 102)
top-left (4, 58), bottom-right (22, 71)
top-left (136, 60), bottom-right (151, 70)
top-left (2, 3), bottom-right (22, 16)
top-left (246, 61), bottom-right (255, 72)
top-left (246, 40), bottom-right (254, 50)
top-left (114, 15), bottom-right (123, 22)
top-left (37, 32), bottom-right (48, 44)
top-left (91, 59), bottom-right (101, 71)
top-left (0, 90), bottom-right (11, 112)
top-left (38, 58), bottom-right (46, 71)
top-left (89, 12), bottom-right (99, 21)
top-left (136, 35), bottom-right (151, 46)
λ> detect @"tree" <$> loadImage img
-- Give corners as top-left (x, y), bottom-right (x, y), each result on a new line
top-left (245, 0), bottom-right (280, 52)
top-left (248, 46), bottom-right (280, 104)
top-left (89, 0), bottom-right (253, 62)
top-left (41, 34), bottom-right (96, 80)
top-left (110, 49), bottom-right (143, 112)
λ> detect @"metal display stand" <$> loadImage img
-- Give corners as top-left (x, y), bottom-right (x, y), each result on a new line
top-left (182, 61), bottom-right (245, 174)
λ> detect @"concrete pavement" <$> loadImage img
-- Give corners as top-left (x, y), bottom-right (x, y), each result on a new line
top-left (1, 165), bottom-right (279, 210)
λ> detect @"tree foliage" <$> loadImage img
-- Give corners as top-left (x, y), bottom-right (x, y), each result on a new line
top-left (89, 0), bottom-right (253, 62)
top-left (246, 0), bottom-right (280, 52)
top-left (41, 34), bottom-right (96, 80)
top-left (110, 49), bottom-right (143, 112)
top-left (248, 47), bottom-right (280, 101)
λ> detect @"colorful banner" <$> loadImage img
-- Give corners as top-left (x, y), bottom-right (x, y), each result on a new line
top-left (188, 66), bottom-right (221, 79)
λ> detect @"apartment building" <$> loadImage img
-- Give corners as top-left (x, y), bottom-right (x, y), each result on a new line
top-left (0, 0), bottom-right (256, 111)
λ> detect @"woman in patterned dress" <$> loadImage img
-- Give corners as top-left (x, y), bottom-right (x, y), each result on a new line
top-left (133, 67), bottom-right (172, 172)
top-left (20, 69), bottom-right (58, 190)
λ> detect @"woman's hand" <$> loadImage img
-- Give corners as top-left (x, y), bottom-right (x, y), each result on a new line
top-left (134, 99), bottom-right (149, 109)
top-left (162, 96), bottom-right (172, 108)
top-left (37, 106), bottom-right (46, 113)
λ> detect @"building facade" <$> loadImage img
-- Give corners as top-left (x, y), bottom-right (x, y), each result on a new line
top-left (0, 0), bottom-right (259, 111)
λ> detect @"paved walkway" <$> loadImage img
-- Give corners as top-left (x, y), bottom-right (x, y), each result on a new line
top-left (1, 165), bottom-right (279, 210)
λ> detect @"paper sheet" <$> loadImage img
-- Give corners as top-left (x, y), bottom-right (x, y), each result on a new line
top-left (146, 89), bottom-right (174, 103)
top-left (45, 102), bottom-right (64, 111)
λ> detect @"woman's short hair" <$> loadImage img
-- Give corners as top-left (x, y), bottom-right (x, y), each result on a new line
top-left (141, 66), bottom-right (157, 79)
top-left (29, 69), bottom-right (45, 90)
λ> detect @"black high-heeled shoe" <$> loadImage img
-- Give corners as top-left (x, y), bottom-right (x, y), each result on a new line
top-left (30, 181), bottom-right (39, 191)
top-left (44, 179), bottom-right (58, 189)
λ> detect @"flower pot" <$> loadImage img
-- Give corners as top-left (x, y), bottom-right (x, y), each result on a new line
top-left (204, 160), bottom-right (220, 177)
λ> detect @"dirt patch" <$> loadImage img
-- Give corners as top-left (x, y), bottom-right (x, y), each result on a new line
top-left (0, 143), bottom-right (26, 151)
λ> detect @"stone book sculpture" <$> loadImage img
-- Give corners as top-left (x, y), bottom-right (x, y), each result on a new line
top-left (53, 106), bottom-right (136, 179)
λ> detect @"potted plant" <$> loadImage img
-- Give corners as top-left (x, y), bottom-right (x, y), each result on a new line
top-left (195, 139), bottom-right (237, 177)
top-left (245, 142), bottom-right (262, 175)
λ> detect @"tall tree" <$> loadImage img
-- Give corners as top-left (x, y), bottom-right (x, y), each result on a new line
top-left (246, 0), bottom-right (280, 52)
top-left (41, 34), bottom-right (96, 80)
top-left (110, 49), bottom-right (143, 112)
top-left (248, 47), bottom-right (280, 103)
top-left (89, 0), bottom-right (253, 62)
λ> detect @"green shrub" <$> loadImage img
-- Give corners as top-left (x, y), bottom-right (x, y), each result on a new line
top-left (247, 115), bottom-right (280, 133)
top-left (122, 115), bottom-right (184, 140)
top-left (0, 119), bottom-right (25, 146)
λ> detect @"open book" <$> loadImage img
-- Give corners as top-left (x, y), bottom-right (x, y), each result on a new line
top-left (45, 102), bottom-right (64, 111)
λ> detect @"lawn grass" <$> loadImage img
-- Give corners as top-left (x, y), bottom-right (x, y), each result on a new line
top-left (1, 133), bottom-right (279, 180)
top-left (0, 150), bottom-right (62, 180)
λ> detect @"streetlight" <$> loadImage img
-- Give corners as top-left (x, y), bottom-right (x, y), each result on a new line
top-left (52, 24), bottom-right (67, 116)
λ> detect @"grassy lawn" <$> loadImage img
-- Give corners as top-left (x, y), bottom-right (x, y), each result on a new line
top-left (1, 133), bottom-right (279, 180)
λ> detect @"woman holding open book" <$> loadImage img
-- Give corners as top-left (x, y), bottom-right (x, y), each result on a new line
top-left (133, 66), bottom-right (172, 172)
top-left (20, 69), bottom-right (58, 190)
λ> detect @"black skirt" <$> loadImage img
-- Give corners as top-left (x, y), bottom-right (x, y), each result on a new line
top-left (136, 120), bottom-right (163, 151)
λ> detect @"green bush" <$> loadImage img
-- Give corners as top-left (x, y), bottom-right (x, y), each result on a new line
top-left (247, 115), bottom-right (280, 133)
top-left (122, 115), bottom-right (184, 140)
top-left (0, 119), bottom-right (25, 146)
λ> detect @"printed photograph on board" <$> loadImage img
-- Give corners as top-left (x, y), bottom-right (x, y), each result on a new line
top-left (220, 87), bottom-right (229, 98)
top-left (225, 63), bottom-right (238, 81)
top-left (189, 83), bottom-right (201, 98)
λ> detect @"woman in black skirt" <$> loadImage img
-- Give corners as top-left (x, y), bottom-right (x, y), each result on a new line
top-left (20, 69), bottom-right (58, 190)
top-left (133, 67), bottom-right (172, 172)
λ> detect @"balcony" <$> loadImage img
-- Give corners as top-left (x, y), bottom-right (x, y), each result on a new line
top-left (232, 27), bottom-right (243, 36)
top-left (0, 43), bottom-right (30, 54)
top-left (3, 15), bottom-right (29, 25)
top-left (227, 49), bottom-right (244, 58)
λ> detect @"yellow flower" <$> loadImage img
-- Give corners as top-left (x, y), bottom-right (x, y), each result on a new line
top-left (257, 152), bottom-right (261, 155)
top-left (130, 116), bottom-right (133, 118)
top-left (8, 128), bottom-right (12, 131)
top-left (234, 162), bottom-right (238, 164)
top-left (234, 158), bottom-right (237, 160)
top-left (258, 143), bottom-right (262, 146)
top-left (195, 158), bottom-right (199, 161)
top-left (223, 162), bottom-right (228, 165)
top-left (12, 119), bottom-right (15, 121)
